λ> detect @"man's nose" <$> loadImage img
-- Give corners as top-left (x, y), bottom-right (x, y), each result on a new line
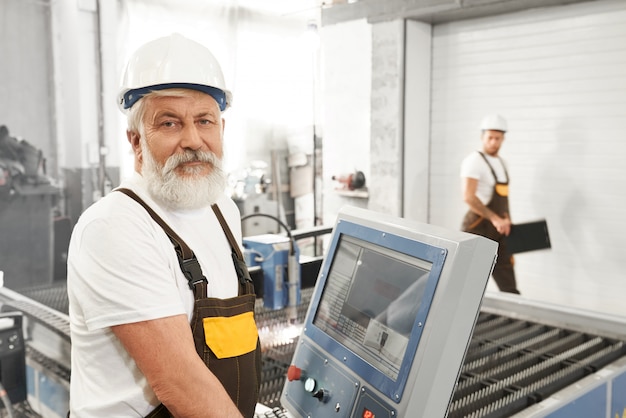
top-left (180, 124), bottom-right (203, 150)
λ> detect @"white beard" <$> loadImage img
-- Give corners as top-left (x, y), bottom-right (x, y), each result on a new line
top-left (140, 139), bottom-right (227, 211)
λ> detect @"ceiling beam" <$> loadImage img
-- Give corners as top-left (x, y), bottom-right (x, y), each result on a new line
top-left (321, 0), bottom-right (600, 25)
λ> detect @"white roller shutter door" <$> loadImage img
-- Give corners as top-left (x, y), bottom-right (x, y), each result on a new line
top-left (428, 0), bottom-right (626, 314)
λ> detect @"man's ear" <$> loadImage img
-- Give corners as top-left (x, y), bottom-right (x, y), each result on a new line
top-left (127, 131), bottom-right (143, 162)
top-left (127, 130), bottom-right (138, 146)
top-left (127, 131), bottom-right (140, 150)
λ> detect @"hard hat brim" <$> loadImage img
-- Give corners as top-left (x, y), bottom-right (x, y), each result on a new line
top-left (120, 83), bottom-right (230, 112)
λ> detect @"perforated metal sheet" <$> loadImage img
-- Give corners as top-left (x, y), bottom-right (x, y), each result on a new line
top-left (253, 290), bottom-right (626, 418)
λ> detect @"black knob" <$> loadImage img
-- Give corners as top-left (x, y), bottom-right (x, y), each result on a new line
top-left (313, 388), bottom-right (329, 402)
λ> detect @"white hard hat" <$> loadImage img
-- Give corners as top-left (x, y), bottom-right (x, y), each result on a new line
top-left (480, 114), bottom-right (507, 132)
top-left (117, 33), bottom-right (232, 113)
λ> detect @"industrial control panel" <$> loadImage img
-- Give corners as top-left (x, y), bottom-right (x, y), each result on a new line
top-left (281, 206), bottom-right (497, 418)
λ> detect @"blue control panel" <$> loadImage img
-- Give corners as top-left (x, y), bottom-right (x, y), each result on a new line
top-left (281, 206), bottom-right (498, 418)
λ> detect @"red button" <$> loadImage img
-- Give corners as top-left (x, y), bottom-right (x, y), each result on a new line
top-left (287, 365), bottom-right (302, 381)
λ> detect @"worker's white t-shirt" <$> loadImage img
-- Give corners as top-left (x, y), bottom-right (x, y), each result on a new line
top-left (460, 151), bottom-right (509, 205)
top-left (67, 173), bottom-right (242, 417)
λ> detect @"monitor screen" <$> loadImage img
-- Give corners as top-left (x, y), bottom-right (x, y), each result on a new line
top-left (313, 235), bottom-right (432, 381)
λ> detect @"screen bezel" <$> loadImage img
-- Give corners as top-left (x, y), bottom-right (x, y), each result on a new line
top-left (304, 219), bottom-right (447, 403)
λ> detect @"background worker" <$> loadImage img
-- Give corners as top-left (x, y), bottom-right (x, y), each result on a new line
top-left (67, 33), bottom-right (260, 417)
top-left (460, 114), bottom-right (520, 294)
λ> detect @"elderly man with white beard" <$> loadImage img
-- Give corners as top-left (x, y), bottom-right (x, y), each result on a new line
top-left (66, 34), bottom-right (261, 418)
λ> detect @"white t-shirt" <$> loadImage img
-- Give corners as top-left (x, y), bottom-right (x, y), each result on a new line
top-left (460, 151), bottom-right (509, 205)
top-left (67, 173), bottom-right (242, 417)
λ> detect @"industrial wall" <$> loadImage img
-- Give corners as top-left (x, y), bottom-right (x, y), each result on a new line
top-left (320, 19), bottom-right (372, 224)
top-left (320, 0), bottom-right (626, 317)
top-left (427, 0), bottom-right (626, 314)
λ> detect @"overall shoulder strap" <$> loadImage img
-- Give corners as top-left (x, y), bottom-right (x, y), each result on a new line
top-left (211, 204), bottom-right (254, 293)
top-left (211, 204), bottom-right (244, 261)
top-left (478, 151), bottom-right (509, 183)
top-left (116, 188), bottom-right (208, 293)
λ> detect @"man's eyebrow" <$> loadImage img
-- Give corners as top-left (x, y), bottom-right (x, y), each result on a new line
top-left (151, 110), bottom-right (218, 121)
top-left (194, 110), bottom-right (217, 118)
top-left (153, 111), bottom-right (180, 119)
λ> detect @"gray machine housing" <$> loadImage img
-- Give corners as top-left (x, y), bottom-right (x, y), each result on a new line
top-left (281, 206), bottom-right (498, 417)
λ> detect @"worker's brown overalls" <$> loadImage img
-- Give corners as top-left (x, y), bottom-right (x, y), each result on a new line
top-left (118, 189), bottom-right (261, 418)
top-left (461, 153), bottom-right (519, 294)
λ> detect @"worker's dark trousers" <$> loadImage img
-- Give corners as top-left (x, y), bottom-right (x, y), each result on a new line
top-left (462, 212), bottom-right (519, 294)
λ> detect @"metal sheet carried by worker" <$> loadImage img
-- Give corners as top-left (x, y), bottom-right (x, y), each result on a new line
top-left (506, 219), bottom-right (551, 254)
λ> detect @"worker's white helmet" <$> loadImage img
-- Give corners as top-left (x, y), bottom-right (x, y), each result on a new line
top-left (117, 33), bottom-right (232, 113)
top-left (480, 114), bottom-right (507, 132)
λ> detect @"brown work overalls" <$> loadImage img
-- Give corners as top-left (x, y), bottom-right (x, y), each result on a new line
top-left (118, 189), bottom-right (261, 418)
top-left (461, 153), bottom-right (519, 294)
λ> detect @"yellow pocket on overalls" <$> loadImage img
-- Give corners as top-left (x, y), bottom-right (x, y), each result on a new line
top-left (495, 184), bottom-right (509, 196)
top-left (203, 312), bottom-right (258, 359)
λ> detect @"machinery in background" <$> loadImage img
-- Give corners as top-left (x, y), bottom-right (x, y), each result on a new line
top-left (231, 157), bottom-right (297, 238)
top-left (280, 206), bottom-right (498, 418)
top-left (0, 125), bottom-right (49, 189)
top-left (0, 311), bottom-right (27, 416)
top-left (244, 234), bottom-right (301, 313)
top-left (0, 125), bottom-right (62, 291)
top-left (0, 285), bottom-right (70, 418)
top-left (231, 160), bottom-right (277, 237)
top-left (331, 170), bottom-right (366, 191)
top-left (242, 213), bottom-right (301, 323)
